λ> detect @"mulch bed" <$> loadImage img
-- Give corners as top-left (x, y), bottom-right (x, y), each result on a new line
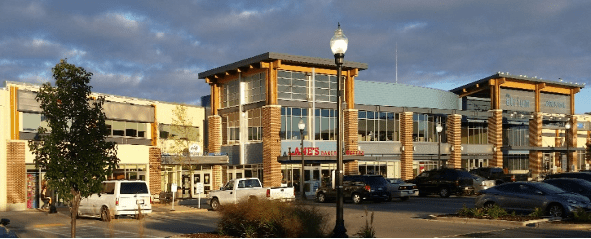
top-left (171, 232), bottom-right (231, 238)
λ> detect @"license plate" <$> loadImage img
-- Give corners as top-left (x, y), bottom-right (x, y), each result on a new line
top-left (136, 199), bottom-right (144, 204)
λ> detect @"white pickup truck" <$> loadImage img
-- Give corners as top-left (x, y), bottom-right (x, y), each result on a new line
top-left (208, 178), bottom-right (295, 210)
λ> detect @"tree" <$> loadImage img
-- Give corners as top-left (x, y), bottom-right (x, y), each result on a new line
top-left (29, 59), bottom-right (119, 238)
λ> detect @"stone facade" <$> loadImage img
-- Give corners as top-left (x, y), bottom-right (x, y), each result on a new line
top-left (212, 165), bottom-right (225, 190)
top-left (149, 147), bottom-right (162, 195)
top-left (488, 109), bottom-right (503, 168)
top-left (528, 113), bottom-right (543, 177)
top-left (7, 142), bottom-right (25, 204)
top-left (208, 115), bottom-right (222, 153)
top-left (344, 109), bottom-right (359, 175)
top-left (400, 112), bottom-right (414, 180)
top-left (262, 105), bottom-right (282, 187)
top-left (447, 114), bottom-right (462, 169)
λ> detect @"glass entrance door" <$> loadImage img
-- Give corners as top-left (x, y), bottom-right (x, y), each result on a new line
top-left (304, 164), bottom-right (321, 199)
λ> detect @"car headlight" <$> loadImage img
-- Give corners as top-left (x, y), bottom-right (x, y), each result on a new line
top-left (567, 199), bottom-right (578, 204)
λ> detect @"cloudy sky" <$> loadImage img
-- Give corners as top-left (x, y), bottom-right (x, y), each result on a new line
top-left (2, 0), bottom-right (590, 113)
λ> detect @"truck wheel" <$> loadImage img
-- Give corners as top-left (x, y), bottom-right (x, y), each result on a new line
top-left (439, 187), bottom-right (450, 198)
top-left (352, 193), bottom-right (362, 204)
top-left (100, 206), bottom-right (111, 222)
top-left (317, 192), bottom-right (326, 203)
top-left (210, 198), bottom-right (220, 211)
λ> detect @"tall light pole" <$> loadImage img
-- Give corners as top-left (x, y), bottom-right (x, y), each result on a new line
top-left (298, 119), bottom-right (306, 200)
top-left (330, 22), bottom-right (348, 238)
top-left (436, 123), bottom-right (443, 168)
top-left (565, 121), bottom-right (571, 172)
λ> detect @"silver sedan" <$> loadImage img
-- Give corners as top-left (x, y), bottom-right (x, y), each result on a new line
top-left (386, 178), bottom-right (419, 201)
top-left (475, 182), bottom-right (591, 218)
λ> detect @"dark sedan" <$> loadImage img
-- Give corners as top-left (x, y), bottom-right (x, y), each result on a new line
top-left (544, 178), bottom-right (591, 201)
top-left (475, 182), bottom-right (591, 218)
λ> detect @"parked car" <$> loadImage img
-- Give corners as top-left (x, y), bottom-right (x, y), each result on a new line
top-left (385, 178), bottom-right (418, 201)
top-left (315, 175), bottom-right (391, 204)
top-left (543, 178), bottom-right (591, 200)
top-left (544, 172), bottom-right (591, 183)
top-left (469, 167), bottom-right (527, 184)
top-left (208, 178), bottom-right (295, 211)
top-left (475, 181), bottom-right (591, 218)
top-left (471, 174), bottom-right (495, 194)
top-left (409, 168), bottom-right (474, 198)
top-left (78, 180), bottom-right (152, 221)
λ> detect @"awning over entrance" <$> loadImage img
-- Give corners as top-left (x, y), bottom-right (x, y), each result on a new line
top-left (161, 155), bottom-right (229, 165)
top-left (278, 155), bottom-right (362, 164)
top-left (504, 146), bottom-right (586, 152)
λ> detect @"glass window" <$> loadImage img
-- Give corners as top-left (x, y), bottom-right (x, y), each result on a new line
top-left (358, 111), bottom-right (400, 142)
top-left (244, 72), bottom-right (266, 104)
top-left (314, 108), bottom-right (335, 140)
top-left (277, 70), bottom-right (310, 101)
top-left (280, 107), bottom-right (309, 140)
top-left (248, 108), bottom-right (262, 141)
top-left (221, 80), bottom-right (239, 108)
top-left (461, 122), bottom-right (488, 144)
top-left (413, 114), bottom-right (446, 143)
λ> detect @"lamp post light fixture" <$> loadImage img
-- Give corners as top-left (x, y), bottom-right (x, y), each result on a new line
top-left (298, 119), bottom-right (306, 200)
top-left (436, 123), bottom-right (443, 168)
top-left (565, 121), bottom-right (571, 172)
top-left (330, 22), bottom-right (348, 238)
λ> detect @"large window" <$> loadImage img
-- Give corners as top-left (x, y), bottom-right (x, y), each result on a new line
top-left (247, 108), bottom-right (262, 141)
top-left (461, 122), bottom-right (488, 144)
top-left (315, 108), bottom-right (337, 140)
top-left (503, 125), bottom-right (529, 146)
top-left (159, 124), bottom-right (200, 141)
top-left (314, 74), bottom-right (338, 103)
top-left (413, 114), bottom-right (446, 142)
top-left (504, 154), bottom-right (529, 171)
top-left (22, 112), bottom-right (49, 132)
top-left (358, 111), bottom-right (399, 141)
top-left (221, 80), bottom-right (239, 108)
top-left (106, 120), bottom-right (147, 138)
top-left (244, 72), bottom-right (266, 104)
top-left (277, 71), bottom-right (308, 101)
top-left (222, 112), bottom-right (240, 144)
top-left (281, 107), bottom-right (308, 140)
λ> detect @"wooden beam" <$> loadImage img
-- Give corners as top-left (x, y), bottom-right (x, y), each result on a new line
top-left (260, 62), bottom-right (270, 69)
top-left (540, 86), bottom-right (571, 95)
top-left (278, 64), bottom-right (349, 76)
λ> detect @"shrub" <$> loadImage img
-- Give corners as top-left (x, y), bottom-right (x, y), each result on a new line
top-left (216, 199), bottom-right (327, 238)
top-left (528, 207), bottom-right (544, 217)
top-left (457, 204), bottom-right (485, 217)
top-left (356, 208), bottom-right (376, 238)
top-left (573, 208), bottom-right (591, 222)
top-left (487, 205), bottom-right (508, 219)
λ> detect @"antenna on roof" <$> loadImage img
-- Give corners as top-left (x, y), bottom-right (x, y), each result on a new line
top-left (395, 42), bottom-right (398, 84)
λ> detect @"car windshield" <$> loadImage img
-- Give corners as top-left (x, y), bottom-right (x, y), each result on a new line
top-left (471, 174), bottom-right (485, 180)
top-left (120, 182), bottom-right (149, 194)
top-left (535, 183), bottom-right (566, 194)
top-left (366, 176), bottom-right (388, 186)
top-left (456, 170), bottom-right (474, 178)
top-left (388, 178), bottom-right (404, 184)
top-left (490, 168), bottom-right (504, 173)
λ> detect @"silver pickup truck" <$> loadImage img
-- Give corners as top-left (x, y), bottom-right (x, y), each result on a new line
top-left (208, 178), bottom-right (295, 210)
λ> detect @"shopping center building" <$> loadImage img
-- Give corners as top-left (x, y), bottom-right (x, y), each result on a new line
top-left (0, 81), bottom-right (222, 211)
top-left (199, 52), bottom-right (590, 198)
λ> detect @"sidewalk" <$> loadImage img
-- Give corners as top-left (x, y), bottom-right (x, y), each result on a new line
top-left (152, 198), bottom-right (210, 213)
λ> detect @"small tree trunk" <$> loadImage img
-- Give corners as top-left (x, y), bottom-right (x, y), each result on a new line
top-left (70, 189), bottom-right (81, 238)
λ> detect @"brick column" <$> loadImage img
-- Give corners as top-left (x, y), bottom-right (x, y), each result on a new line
top-left (7, 142), bottom-right (26, 206)
top-left (208, 115), bottom-right (222, 154)
top-left (212, 165), bottom-right (224, 190)
top-left (344, 109), bottom-right (359, 175)
top-left (447, 114), bottom-right (462, 169)
top-left (149, 147), bottom-right (162, 195)
top-left (528, 113), bottom-right (543, 178)
top-left (567, 117), bottom-right (578, 171)
top-left (555, 131), bottom-right (562, 172)
top-left (488, 110), bottom-right (503, 168)
top-left (262, 105), bottom-right (282, 187)
top-left (400, 112), bottom-right (414, 180)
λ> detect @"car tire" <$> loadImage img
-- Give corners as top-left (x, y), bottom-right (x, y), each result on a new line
top-left (100, 206), bottom-right (111, 222)
top-left (210, 198), bottom-right (220, 211)
top-left (400, 196), bottom-right (409, 201)
top-left (547, 204), bottom-right (565, 218)
top-left (388, 194), bottom-right (393, 202)
top-left (317, 192), bottom-right (326, 203)
top-left (352, 193), bottom-right (362, 204)
top-left (483, 201), bottom-right (495, 209)
top-left (439, 187), bottom-right (450, 198)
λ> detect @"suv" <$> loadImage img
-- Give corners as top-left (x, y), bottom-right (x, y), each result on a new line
top-left (410, 168), bottom-right (474, 197)
top-left (315, 175), bottom-right (391, 204)
top-left (78, 180), bottom-right (152, 221)
top-left (544, 172), bottom-right (591, 183)
top-left (469, 167), bottom-right (527, 184)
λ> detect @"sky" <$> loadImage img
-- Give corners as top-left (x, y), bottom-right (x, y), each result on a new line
top-left (1, 0), bottom-right (590, 113)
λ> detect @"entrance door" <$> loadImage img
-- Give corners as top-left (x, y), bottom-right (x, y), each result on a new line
top-left (191, 173), bottom-right (201, 198)
top-left (304, 165), bottom-right (321, 199)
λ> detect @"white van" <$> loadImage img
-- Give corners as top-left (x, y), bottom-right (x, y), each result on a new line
top-left (79, 180), bottom-right (152, 221)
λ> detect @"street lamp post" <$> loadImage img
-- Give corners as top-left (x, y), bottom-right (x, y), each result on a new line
top-left (436, 123), bottom-right (443, 168)
top-left (565, 121), bottom-right (571, 172)
top-left (330, 22), bottom-right (348, 238)
top-left (298, 119), bottom-right (306, 200)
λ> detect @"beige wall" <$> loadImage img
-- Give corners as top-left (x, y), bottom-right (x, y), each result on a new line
top-left (0, 89), bottom-right (9, 211)
top-left (156, 102), bottom-right (205, 155)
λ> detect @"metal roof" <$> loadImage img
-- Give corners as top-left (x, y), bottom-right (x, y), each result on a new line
top-left (198, 52), bottom-right (368, 80)
top-left (450, 72), bottom-right (585, 94)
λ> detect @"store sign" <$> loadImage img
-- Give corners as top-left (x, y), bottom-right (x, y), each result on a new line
top-left (289, 147), bottom-right (364, 156)
top-left (540, 92), bottom-right (570, 114)
top-left (500, 88), bottom-right (535, 112)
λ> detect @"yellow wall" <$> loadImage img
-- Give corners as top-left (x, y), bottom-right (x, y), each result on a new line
top-left (156, 102), bottom-right (205, 155)
top-left (0, 88), bottom-right (9, 211)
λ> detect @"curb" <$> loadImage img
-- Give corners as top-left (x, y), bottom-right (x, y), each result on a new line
top-left (429, 215), bottom-right (591, 230)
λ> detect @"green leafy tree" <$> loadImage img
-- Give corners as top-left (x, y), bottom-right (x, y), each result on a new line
top-left (29, 59), bottom-right (119, 238)
top-left (167, 105), bottom-right (200, 197)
